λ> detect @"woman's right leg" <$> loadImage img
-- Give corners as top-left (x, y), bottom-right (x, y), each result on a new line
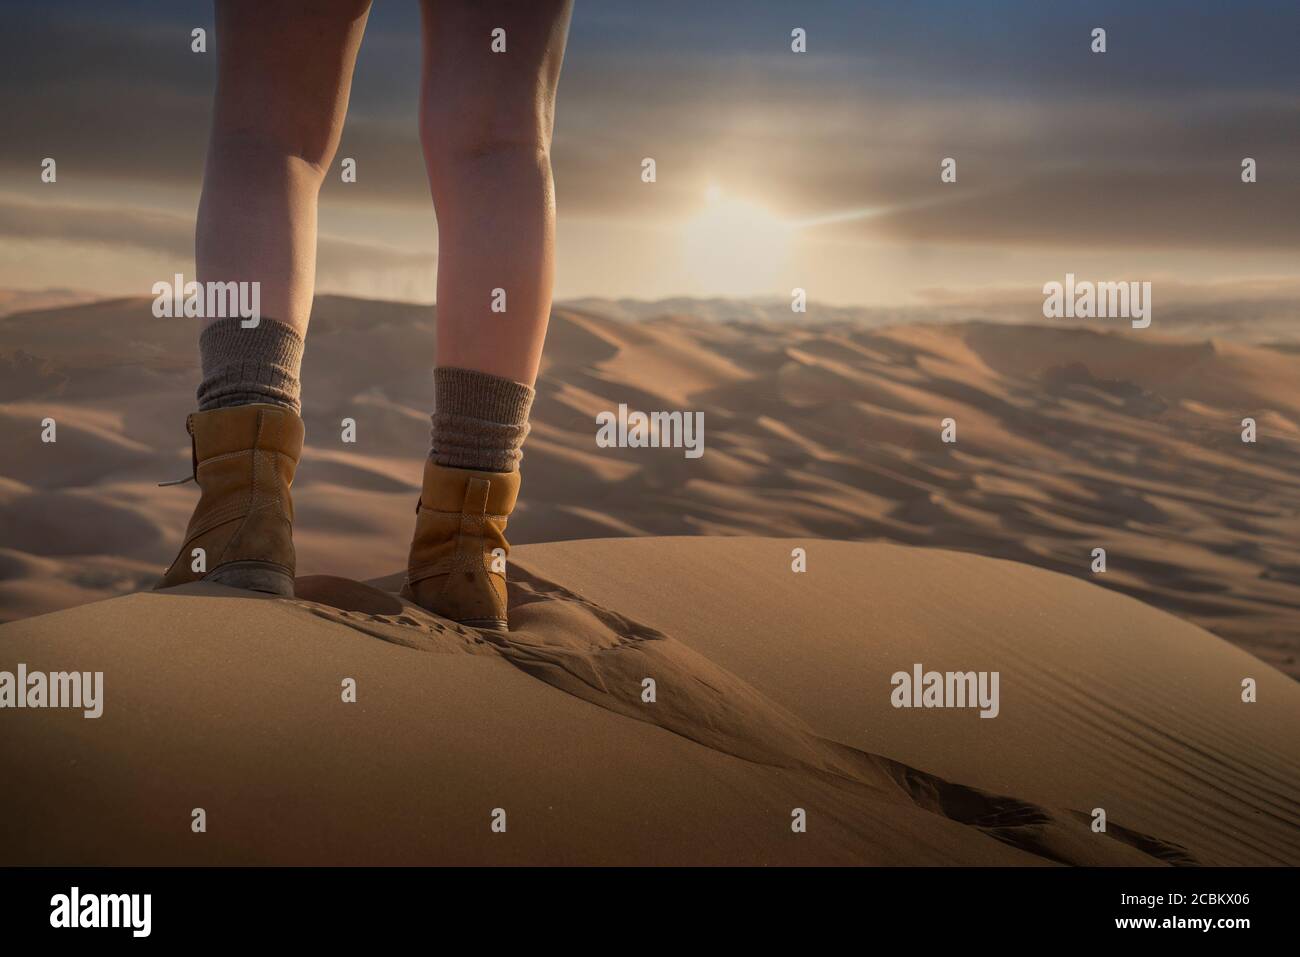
top-left (158, 0), bottom-right (371, 596)
top-left (195, 0), bottom-right (371, 413)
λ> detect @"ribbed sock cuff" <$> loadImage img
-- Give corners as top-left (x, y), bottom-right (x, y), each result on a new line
top-left (430, 366), bottom-right (535, 472)
top-left (197, 316), bottom-right (304, 414)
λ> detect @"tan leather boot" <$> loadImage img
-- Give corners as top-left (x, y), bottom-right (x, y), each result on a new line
top-left (155, 403), bottom-right (304, 597)
top-left (400, 459), bottom-right (521, 630)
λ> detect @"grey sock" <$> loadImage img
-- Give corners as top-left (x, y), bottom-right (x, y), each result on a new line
top-left (197, 316), bottom-right (304, 414)
top-left (431, 367), bottom-right (535, 473)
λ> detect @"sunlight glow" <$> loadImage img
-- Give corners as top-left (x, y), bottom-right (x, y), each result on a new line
top-left (681, 187), bottom-right (791, 296)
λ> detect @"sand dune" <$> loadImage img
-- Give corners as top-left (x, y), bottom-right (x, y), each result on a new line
top-left (0, 288), bottom-right (101, 319)
top-left (2, 291), bottom-right (1297, 866)
top-left (2, 537), bottom-right (1295, 866)
top-left (0, 295), bottom-right (1297, 682)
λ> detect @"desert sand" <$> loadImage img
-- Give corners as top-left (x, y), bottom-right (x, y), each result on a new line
top-left (2, 537), bottom-right (1296, 866)
top-left (1, 295), bottom-right (1298, 675)
top-left (1, 294), bottom-right (1298, 865)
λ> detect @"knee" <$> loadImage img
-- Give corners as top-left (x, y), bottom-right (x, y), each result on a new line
top-left (419, 96), bottom-right (553, 193)
top-left (209, 122), bottom-right (341, 181)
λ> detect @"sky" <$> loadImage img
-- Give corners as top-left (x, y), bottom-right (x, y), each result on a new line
top-left (1, 0), bottom-right (1297, 310)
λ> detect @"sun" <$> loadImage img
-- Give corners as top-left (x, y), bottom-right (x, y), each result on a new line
top-left (681, 186), bottom-right (791, 296)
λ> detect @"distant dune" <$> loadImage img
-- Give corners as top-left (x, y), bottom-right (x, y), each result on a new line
top-left (0, 287), bottom-right (101, 319)
top-left (1, 294), bottom-right (1297, 676)
top-left (2, 538), bottom-right (1296, 865)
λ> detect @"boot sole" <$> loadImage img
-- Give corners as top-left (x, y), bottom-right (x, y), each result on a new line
top-left (399, 583), bottom-right (508, 632)
top-left (205, 561), bottom-right (295, 597)
top-left (458, 618), bottom-right (508, 632)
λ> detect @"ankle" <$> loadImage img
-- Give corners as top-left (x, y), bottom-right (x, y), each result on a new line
top-left (197, 316), bottom-right (304, 414)
top-left (429, 366), bottom-right (534, 472)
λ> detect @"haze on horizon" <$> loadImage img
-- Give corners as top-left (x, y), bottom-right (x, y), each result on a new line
top-left (1, 0), bottom-right (1297, 312)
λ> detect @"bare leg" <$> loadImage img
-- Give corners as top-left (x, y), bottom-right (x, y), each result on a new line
top-left (163, 1), bottom-right (372, 597)
top-left (196, 0), bottom-right (372, 337)
top-left (418, 0), bottom-right (573, 387)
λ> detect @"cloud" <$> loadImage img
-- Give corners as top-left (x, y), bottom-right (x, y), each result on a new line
top-left (0, 197), bottom-right (435, 295)
top-left (4, 1), bottom-right (1299, 299)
